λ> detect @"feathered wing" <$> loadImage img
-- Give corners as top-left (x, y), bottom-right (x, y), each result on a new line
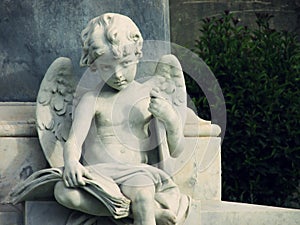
top-left (147, 54), bottom-right (187, 173)
top-left (36, 57), bottom-right (75, 167)
top-left (153, 54), bottom-right (187, 123)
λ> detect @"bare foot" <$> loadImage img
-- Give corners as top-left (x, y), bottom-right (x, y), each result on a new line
top-left (155, 208), bottom-right (177, 225)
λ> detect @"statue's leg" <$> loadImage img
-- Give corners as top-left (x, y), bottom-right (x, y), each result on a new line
top-left (120, 175), bottom-right (156, 225)
top-left (54, 181), bottom-right (111, 217)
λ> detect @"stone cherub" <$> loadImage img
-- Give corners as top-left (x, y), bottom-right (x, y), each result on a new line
top-left (9, 13), bottom-right (190, 225)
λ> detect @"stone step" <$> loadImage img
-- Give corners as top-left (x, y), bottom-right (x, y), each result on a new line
top-left (0, 211), bottom-right (23, 225)
top-left (23, 200), bottom-right (300, 225)
top-left (198, 200), bottom-right (300, 225)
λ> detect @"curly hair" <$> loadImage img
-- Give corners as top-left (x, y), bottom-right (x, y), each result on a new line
top-left (80, 13), bottom-right (143, 67)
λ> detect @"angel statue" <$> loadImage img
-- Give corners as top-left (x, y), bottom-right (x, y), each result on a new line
top-left (9, 13), bottom-right (191, 225)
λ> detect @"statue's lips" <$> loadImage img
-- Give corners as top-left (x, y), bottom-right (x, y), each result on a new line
top-left (114, 80), bottom-right (127, 85)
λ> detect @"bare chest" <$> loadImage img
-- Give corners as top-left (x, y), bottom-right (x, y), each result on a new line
top-left (94, 89), bottom-right (152, 138)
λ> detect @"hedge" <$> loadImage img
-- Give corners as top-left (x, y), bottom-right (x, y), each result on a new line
top-left (189, 11), bottom-right (300, 208)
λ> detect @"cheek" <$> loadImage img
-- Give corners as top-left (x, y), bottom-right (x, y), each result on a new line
top-left (126, 66), bottom-right (137, 80)
top-left (100, 71), bottom-right (113, 82)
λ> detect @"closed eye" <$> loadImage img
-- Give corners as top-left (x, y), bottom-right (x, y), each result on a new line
top-left (122, 60), bottom-right (134, 67)
top-left (101, 65), bottom-right (112, 71)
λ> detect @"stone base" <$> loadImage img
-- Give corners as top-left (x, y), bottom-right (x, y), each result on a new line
top-left (25, 201), bottom-right (71, 225)
top-left (0, 211), bottom-right (23, 225)
top-left (22, 200), bottom-right (300, 225)
top-left (201, 200), bottom-right (300, 225)
top-left (0, 137), bottom-right (48, 202)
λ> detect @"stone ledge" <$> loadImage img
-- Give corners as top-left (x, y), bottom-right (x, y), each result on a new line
top-left (0, 102), bottom-right (37, 137)
top-left (0, 123), bottom-right (37, 137)
top-left (0, 102), bottom-right (221, 137)
top-left (200, 200), bottom-right (300, 225)
top-left (23, 200), bottom-right (300, 225)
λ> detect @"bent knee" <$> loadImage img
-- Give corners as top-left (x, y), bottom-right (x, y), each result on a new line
top-left (54, 181), bottom-right (81, 208)
top-left (133, 188), bottom-right (154, 204)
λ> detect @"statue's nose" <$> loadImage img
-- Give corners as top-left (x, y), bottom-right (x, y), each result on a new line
top-left (114, 68), bottom-right (123, 79)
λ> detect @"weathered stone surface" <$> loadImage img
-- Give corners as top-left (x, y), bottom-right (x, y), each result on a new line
top-left (25, 201), bottom-right (71, 225)
top-left (201, 200), bottom-right (300, 225)
top-left (0, 0), bottom-right (169, 101)
top-left (0, 137), bottom-right (47, 203)
top-left (0, 211), bottom-right (23, 225)
top-left (0, 102), bottom-right (36, 137)
top-left (0, 202), bottom-right (23, 225)
top-left (25, 201), bottom-right (201, 225)
top-left (170, 0), bottom-right (300, 49)
top-left (25, 200), bottom-right (300, 225)
top-left (174, 137), bottom-right (221, 201)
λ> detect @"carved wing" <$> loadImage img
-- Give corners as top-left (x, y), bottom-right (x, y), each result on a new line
top-left (147, 54), bottom-right (187, 173)
top-left (36, 57), bottom-right (75, 167)
top-left (153, 54), bottom-right (187, 121)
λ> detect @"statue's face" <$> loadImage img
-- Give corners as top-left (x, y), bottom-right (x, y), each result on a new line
top-left (93, 49), bottom-right (139, 91)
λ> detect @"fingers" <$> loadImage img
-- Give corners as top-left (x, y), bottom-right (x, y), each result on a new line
top-left (76, 171), bottom-right (85, 186)
top-left (150, 87), bottom-right (160, 98)
top-left (63, 175), bottom-right (70, 187)
top-left (71, 171), bottom-right (79, 186)
top-left (63, 173), bottom-right (74, 188)
top-left (83, 168), bottom-right (93, 180)
top-left (148, 100), bottom-right (159, 116)
top-left (63, 166), bottom-right (91, 187)
top-left (76, 168), bottom-right (92, 186)
top-left (149, 97), bottom-right (170, 117)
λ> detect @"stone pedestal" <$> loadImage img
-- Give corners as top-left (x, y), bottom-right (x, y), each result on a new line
top-left (24, 200), bottom-right (300, 225)
top-left (1, 102), bottom-right (300, 225)
top-left (0, 103), bottom-right (48, 225)
top-left (200, 200), bottom-right (300, 225)
top-left (0, 102), bottom-right (223, 224)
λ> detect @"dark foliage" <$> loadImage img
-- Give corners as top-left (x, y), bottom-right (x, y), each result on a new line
top-left (191, 11), bottom-right (300, 208)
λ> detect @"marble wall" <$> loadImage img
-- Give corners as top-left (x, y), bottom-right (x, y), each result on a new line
top-left (0, 0), bottom-right (169, 101)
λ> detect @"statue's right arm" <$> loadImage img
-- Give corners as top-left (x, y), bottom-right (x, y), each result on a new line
top-left (63, 92), bottom-right (96, 187)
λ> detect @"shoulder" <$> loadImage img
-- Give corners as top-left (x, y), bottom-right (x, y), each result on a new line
top-left (80, 91), bottom-right (98, 103)
top-left (74, 91), bottom-right (98, 114)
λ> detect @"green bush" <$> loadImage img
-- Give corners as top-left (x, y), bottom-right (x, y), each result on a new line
top-left (191, 11), bottom-right (300, 208)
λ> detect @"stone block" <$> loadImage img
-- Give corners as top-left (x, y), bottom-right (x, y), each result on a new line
top-left (0, 102), bottom-right (222, 203)
top-left (0, 211), bottom-right (23, 225)
top-left (173, 137), bottom-right (221, 201)
top-left (0, 102), bottom-right (37, 137)
top-left (24, 200), bottom-right (300, 225)
top-left (0, 102), bottom-right (224, 223)
top-left (25, 201), bottom-right (201, 225)
top-left (25, 201), bottom-right (70, 225)
top-left (25, 201), bottom-right (123, 225)
top-left (0, 137), bottom-right (48, 203)
top-left (200, 200), bottom-right (300, 225)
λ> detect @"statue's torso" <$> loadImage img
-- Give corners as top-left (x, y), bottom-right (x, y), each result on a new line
top-left (82, 81), bottom-right (154, 165)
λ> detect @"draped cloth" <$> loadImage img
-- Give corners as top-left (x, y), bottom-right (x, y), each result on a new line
top-left (68, 163), bottom-right (190, 225)
top-left (8, 163), bottom-right (190, 225)
top-left (93, 163), bottom-right (182, 207)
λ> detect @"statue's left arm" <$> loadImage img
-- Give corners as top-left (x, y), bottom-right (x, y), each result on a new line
top-left (148, 88), bottom-right (185, 157)
top-left (147, 54), bottom-right (187, 158)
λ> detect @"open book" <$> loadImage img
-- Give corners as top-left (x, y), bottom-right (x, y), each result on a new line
top-left (8, 167), bottom-right (131, 219)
